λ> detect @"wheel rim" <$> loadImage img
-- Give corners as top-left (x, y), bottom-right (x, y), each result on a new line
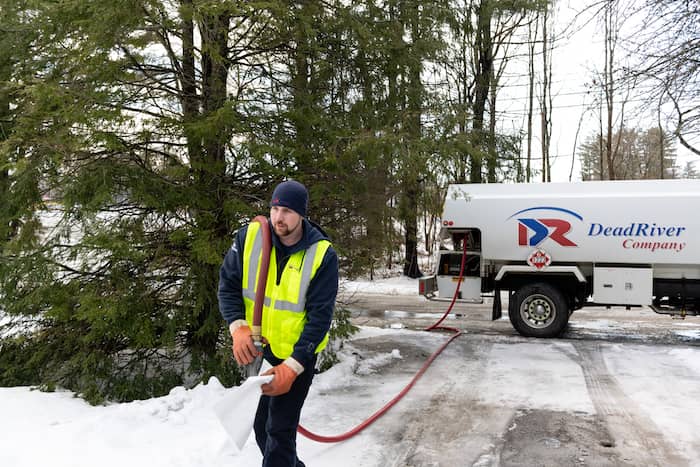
top-left (519, 293), bottom-right (556, 329)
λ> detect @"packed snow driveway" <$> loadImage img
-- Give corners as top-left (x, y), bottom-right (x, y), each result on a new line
top-left (309, 326), bottom-right (700, 466)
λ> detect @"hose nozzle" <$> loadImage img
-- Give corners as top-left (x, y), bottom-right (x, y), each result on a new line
top-left (243, 341), bottom-right (264, 379)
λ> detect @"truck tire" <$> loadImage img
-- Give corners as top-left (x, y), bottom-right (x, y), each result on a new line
top-left (508, 282), bottom-right (569, 338)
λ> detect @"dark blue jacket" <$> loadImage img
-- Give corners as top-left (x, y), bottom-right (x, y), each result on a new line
top-left (218, 218), bottom-right (338, 368)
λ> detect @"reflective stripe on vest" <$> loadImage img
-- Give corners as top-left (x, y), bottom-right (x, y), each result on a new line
top-left (242, 221), bottom-right (331, 358)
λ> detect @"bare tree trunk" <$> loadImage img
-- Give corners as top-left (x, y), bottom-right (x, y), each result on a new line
top-left (598, 84), bottom-right (605, 179)
top-left (604, 0), bottom-right (616, 180)
top-left (526, 16), bottom-right (538, 183)
top-left (487, 78), bottom-right (497, 182)
top-left (402, 176), bottom-right (422, 278)
top-left (570, 106), bottom-right (586, 181)
top-left (0, 44), bottom-right (11, 241)
top-left (539, 6), bottom-right (552, 182)
top-left (180, 0), bottom-right (199, 163)
top-left (471, 0), bottom-right (493, 184)
top-left (402, 2), bottom-right (423, 279)
top-left (486, 7), bottom-right (526, 183)
top-left (459, 27), bottom-right (470, 183)
top-left (183, 5), bottom-right (233, 356)
top-left (658, 95), bottom-right (665, 179)
top-left (292, 2), bottom-right (314, 174)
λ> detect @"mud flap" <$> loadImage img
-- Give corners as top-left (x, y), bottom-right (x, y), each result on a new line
top-left (492, 288), bottom-right (502, 320)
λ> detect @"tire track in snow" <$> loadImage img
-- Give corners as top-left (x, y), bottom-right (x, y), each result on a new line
top-left (571, 342), bottom-right (687, 467)
top-left (377, 335), bottom-right (513, 467)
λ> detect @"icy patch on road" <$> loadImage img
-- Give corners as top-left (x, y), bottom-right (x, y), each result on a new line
top-left (569, 319), bottom-right (625, 331)
top-left (355, 353), bottom-right (396, 376)
top-left (353, 325), bottom-right (416, 339)
top-left (355, 349), bottom-right (403, 376)
top-left (674, 329), bottom-right (700, 341)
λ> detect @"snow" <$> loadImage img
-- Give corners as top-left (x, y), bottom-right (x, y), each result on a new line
top-left (474, 342), bottom-right (596, 414)
top-left (1, 278), bottom-right (699, 466)
top-left (605, 345), bottom-right (700, 458)
top-left (341, 275), bottom-right (419, 296)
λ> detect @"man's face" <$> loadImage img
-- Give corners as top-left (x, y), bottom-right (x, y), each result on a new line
top-left (270, 205), bottom-right (303, 243)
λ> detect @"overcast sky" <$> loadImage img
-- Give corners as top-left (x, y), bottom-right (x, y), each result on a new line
top-left (495, 0), bottom-right (696, 182)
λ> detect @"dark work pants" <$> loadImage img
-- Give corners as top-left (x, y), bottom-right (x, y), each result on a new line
top-left (254, 350), bottom-right (316, 467)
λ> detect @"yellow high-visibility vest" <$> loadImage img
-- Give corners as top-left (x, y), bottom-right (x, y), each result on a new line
top-left (242, 221), bottom-right (331, 359)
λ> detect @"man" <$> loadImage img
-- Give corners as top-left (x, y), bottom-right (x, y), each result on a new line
top-left (218, 180), bottom-right (338, 467)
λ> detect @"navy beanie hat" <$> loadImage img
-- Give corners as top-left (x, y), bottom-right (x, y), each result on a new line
top-left (270, 180), bottom-right (308, 217)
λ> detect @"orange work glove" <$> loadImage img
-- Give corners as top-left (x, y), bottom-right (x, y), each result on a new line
top-left (231, 325), bottom-right (261, 366)
top-left (261, 361), bottom-right (300, 396)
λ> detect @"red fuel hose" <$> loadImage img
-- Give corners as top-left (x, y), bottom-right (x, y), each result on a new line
top-left (251, 215), bottom-right (271, 342)
top-left (297, 233), bottom-right (469, 443)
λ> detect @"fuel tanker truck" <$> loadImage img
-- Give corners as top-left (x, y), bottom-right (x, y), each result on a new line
top-left (418, 179), bottom-right (700, 337)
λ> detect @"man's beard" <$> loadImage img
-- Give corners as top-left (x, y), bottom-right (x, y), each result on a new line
top-left (274, 220), bottom-right (300, 239)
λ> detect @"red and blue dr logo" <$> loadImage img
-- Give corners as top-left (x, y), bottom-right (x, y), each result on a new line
top-left (509, 207), bottom-right (582, 247)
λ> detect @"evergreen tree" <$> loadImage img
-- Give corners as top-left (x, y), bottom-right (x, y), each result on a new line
top-left (0, 0), bottom-right (283, 402)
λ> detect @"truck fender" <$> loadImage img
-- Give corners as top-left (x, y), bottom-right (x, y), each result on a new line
top-left (494, 265), bottom-right (586, 283)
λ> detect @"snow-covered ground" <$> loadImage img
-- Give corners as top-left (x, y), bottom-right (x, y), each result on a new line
top-left (1, 277), bottom-right (699, 466)
top-left (341, 275), bottom-right (419, 296)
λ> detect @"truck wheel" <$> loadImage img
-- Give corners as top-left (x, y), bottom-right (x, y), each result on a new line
top-left (508, 282), bottom-right (569, 338)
